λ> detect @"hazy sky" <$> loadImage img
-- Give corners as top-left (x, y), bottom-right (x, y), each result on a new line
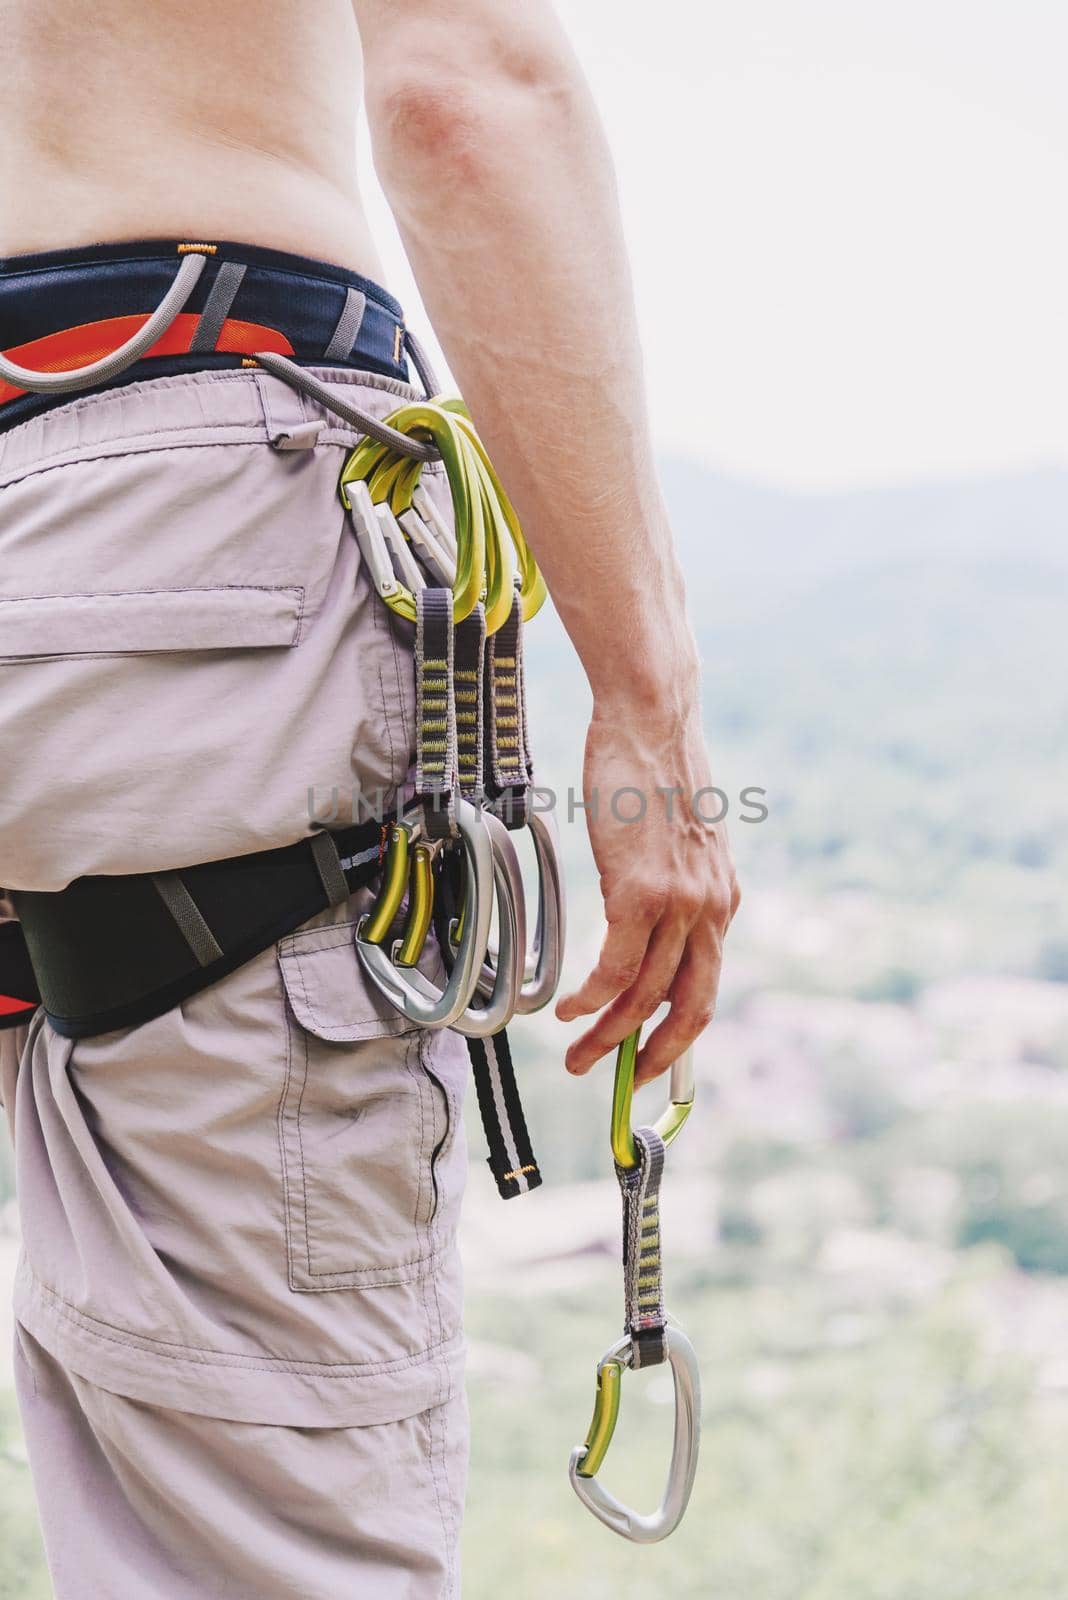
top-left (360, 1), bottom-right (1068, 491)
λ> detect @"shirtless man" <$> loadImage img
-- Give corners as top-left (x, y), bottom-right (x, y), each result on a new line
top-left (0, 2), bottom-right (738, 1594)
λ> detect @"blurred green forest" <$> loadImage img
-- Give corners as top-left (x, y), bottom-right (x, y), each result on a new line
top-left (3, 465), bottom-right (1068, 1596)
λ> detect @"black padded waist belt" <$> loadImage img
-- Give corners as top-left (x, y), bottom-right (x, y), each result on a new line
top-left (0, 919), bottom-right (39, 1030)
top-left (6, 820), bottom-right (389, 1038)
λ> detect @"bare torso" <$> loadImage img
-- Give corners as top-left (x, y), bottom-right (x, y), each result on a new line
top-left (0, 0), bottom-right (385, 281)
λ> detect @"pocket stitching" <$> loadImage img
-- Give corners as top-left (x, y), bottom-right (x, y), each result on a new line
top-left (0, 584), bottom-right (306, 659)
top-left (281, 925), bottom-right (411, 1041)
top-left (280, 982), bottom-right (443, 1292)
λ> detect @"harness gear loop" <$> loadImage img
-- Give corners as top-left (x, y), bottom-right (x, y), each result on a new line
top-left (252, 349), bottom-right (439, 461)
top-left (0, 249), bottom-right (209, 393)
top-left (403, 327), bottom-right (443, 400)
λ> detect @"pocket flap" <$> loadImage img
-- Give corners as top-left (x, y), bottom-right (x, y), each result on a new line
top-left (0, 585), bottom-right (304, 659)
top-left (278, 921), bottom-right (412, 1041)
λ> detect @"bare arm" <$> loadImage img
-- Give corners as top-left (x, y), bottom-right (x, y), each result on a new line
top-left (354, 0), bottom-right (738, 1080)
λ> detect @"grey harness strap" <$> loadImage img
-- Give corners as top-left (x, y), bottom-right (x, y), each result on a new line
top-left (151, 872), bottom-right (225, 967)
top-left (617, 1126), bottom-right (669, 1369)
top-left (322, 286), bottom-right (368, 362)
top-left (309, 829), bottom-right (352, 907)
top-left (189, 261), bottom-right (247, 353)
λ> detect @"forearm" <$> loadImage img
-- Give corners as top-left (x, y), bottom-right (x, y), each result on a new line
top-left (358, 0), bottom-right (699, 714)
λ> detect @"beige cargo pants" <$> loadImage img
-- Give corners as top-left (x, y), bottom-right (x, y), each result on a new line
top-left (0, 367), bottom-right (472, 1597)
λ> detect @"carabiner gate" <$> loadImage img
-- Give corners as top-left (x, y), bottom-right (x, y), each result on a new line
top-left (611, 1031), bottom-right (695, 1171)
top-left (475, 807), bottom-right (566, 1015)
top-left (569, 1324), bottom-right (702, 1544)
top-left (450, 813), bottom-right (526, 1036)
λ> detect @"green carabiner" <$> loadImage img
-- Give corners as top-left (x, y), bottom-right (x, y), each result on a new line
top-left (360, 821), bottom-right (411, 946)
top-left (574, 1352), bottom-right (624, 1479)
top-left (443, 401), bottom-right (547, 622)
top-left (610, 1030), bottom-right (695, 1171)
top-left (339, 403), bottom-right (485, 623)
top-left (384, 401), bottom-right (486, 621)
top-left (394, 843), bottom-right (435, 968)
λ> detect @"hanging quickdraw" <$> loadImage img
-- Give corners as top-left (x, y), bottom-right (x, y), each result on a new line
top-left (569, 1027), bottom-right (701, 1542)
top-left (475, 583), bottom-right (566, 1011)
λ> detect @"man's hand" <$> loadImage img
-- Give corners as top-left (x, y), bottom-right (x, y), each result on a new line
top-left (556, 696), bottom-right (739, 1085)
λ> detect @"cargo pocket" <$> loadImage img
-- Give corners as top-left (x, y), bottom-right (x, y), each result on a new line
top-left (277, 919), bottom-right (452, 1293)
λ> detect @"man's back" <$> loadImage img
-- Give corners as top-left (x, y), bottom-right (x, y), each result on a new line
top-left (0, 0), bottom-right (383, 276)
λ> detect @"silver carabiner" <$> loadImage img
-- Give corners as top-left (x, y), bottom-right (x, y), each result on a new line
top-left (451, 812), bottom-right (525, 1036)
top-left (398, 506), bottom-right (458, 587)
top-left (568, 1323), bottom-right (702, 1544)
top-left (346, 478), bottom-right (406, 607)
top-left (514, 807), bottom-right (565, 1013)
top-left (376, 503), bottom-right (428, 595)
top-left (476, 806), bottom-right (566, 1014)
top-left (355, 798), bottom-right (493, 1028)
top-left (411, 813), bottom-right (526, 1036)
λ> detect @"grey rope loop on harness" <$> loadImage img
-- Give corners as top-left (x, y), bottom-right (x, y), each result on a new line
top-left (250, 350), bottom-right (439, 462)
top-left (403, 328), bottom-right (443, 401)
top-left (0, 250), bottom-right (210, 393)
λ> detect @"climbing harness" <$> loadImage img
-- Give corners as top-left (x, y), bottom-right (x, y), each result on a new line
top-left (569, 1027), bottom-right (701, 1542)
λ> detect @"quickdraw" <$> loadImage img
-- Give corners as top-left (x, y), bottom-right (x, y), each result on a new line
top-left (569, 1028), bottom-right (701, 1542)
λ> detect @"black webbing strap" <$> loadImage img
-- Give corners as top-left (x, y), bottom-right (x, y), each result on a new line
top-left (11, 818), bottom-right (388, 1039)
top-left (483, 587), bottom-right (530, 828)
top-left (413, 587), bottom-right (458, 840)
top-left (0, 920), bottom-right (40, 1031)
top-left (617, 1126), bottom-right (668, 1368)
top-left (413, 590), bottom-right (542, 1202)
top-left (468, 1027), bottom-right (543, 1199)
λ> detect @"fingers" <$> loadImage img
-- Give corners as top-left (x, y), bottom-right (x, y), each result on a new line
top-left (633, 927), bottom-right (722, 1086)
top-left (555, 911), bottom-right (652, 1025)
top-left (563, 914), bottom-right (690, 1075)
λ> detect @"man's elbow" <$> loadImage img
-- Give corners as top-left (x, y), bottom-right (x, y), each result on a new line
top-left (368, 33), bottom-right (582, 183)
